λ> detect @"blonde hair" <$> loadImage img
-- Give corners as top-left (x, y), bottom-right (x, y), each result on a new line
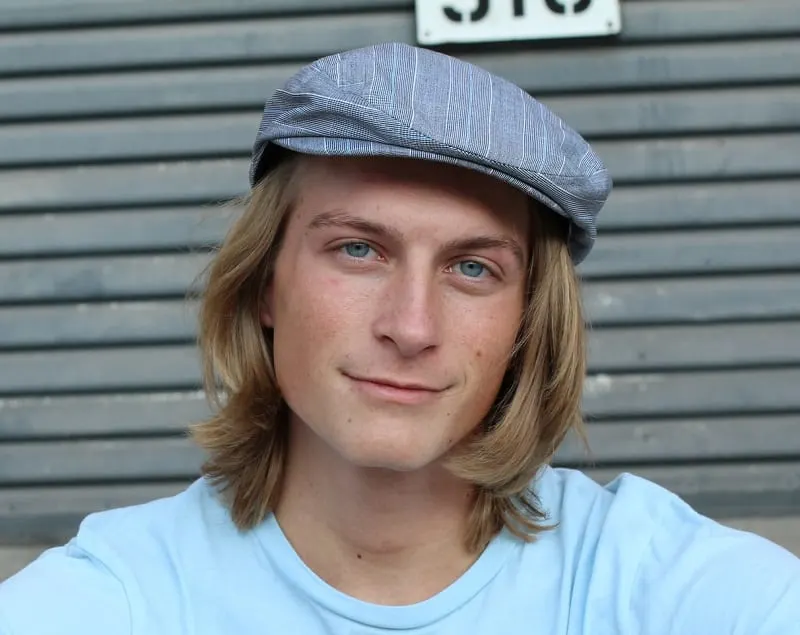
top-left (191, 152), bottom-right (587, 553)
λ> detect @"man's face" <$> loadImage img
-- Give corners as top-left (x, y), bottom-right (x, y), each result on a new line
top-left (262, 156), bottom-right (530, 472)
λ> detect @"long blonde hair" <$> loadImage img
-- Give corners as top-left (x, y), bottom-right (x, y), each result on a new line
top-left (191, 152), bottom-right (587, 552)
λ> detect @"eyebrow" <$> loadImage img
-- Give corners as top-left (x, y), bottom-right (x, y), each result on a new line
top-left (309, 210), bottom-right (403, 242)
top-left (308, 209), bottom-right (526, 267)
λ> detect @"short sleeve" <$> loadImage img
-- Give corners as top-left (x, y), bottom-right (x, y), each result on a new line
top-left (0, 541), bottom-right (131, 635)
top-left (633, 521), bottom-right (800, 634)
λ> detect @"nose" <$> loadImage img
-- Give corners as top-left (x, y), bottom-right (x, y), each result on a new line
top-left (372, 265), bottom-right (442, 358)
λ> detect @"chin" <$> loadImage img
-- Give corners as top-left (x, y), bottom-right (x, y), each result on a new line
top-left (337, 437), bottom-right (445, 473)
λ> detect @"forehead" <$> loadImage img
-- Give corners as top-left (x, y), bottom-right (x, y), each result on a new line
top-left (289, 155), bottom-right (531, 238)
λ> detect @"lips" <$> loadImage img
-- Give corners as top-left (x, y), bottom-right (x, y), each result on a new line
top-left (346, 374), bottom-right (442, 392)
top-left (344, 372), bottom-right (446, 405)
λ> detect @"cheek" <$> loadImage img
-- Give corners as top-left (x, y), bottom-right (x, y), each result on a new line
top-left (271, 270), bottom-right (366, 382)
top-left (465, 299), bottom-right (521, 361)
top-left (458, 303), bottom-right (522, 398)
top-left (470, 338), bottom-right (513, 391)
top-left (276, 272), bottom-right (342, 334)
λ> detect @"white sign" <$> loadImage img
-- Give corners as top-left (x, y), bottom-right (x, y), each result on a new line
top-left (415, 0), bottom-right (622, 45)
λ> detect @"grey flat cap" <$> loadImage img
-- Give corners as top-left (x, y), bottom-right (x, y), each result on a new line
top-left (250, 42), bottom-right (612, 263)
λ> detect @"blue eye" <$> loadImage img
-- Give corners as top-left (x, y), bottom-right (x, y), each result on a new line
top-left (342, 242), bottom-right (373, 259)
top-left (457, 260), bottom-right (487, 278)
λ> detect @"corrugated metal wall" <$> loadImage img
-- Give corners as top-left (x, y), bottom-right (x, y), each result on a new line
top-left (1, 0), bottom-right (799, 545)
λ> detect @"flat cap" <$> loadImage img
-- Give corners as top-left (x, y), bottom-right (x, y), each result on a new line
top-left (251, 42), bottom-right (612, 263)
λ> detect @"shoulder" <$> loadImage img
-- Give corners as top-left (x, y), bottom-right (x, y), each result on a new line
top-left (0, 541), bottom-right (130, 635)
top-left (536, 467), bottom-right (800, 634)
top-left (0, 478), bottom-right (231, 635)
top-left (71, 477), bottom-right (241, 599)
top-left (75, 477), bottom-right (230, 551)
top-left (626, 480), bottom-right (800, 634)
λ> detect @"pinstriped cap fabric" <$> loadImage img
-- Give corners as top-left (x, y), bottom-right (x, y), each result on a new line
top-left (250, 42), bottom-right (612, 263)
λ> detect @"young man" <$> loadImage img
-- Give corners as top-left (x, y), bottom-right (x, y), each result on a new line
top-left (1, 42), bottom-right (799, 634)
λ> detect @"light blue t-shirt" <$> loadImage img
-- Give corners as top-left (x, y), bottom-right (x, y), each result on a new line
top-left (1, 467), bottom-right (799, 634)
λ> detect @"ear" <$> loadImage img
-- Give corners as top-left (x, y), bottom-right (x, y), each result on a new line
top-left (259, 278), bottom-right (275, 328)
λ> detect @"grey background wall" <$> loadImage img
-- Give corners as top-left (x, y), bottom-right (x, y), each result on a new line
top-left (0, 0), bottom-right (799, 564)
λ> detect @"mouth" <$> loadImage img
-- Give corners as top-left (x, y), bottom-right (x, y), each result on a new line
top-left (344, 373), bottom-right (446, 405)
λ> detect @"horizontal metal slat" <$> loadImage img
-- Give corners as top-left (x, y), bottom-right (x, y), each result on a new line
top-left (6, 431), bottom-right (796, 490)
top-left (588, 322), bottom-right (800, 372)
top-left (0, 437), bottom-right (202, 486)
top-left (5, 223), bottom-right (800, 304)
top-left (597, 180), bottom-right (800, 231)
top-left (1, 41), bottom-right (799, 122)
top-left (585, 461), bottom-right (800, 519)
top-left (558, 415), bottom-right (800, 464)
top-left (2, 323), bottom-right (800, 394)
top-left (582, 226), bottom-right (800, 279)
top-left (2, 272), bottom-right (799, 349)
top-left (3, 0), bottom-right (799, 41)
top-left (0, 112), bottom-right (256, 167)
top-left (466, 39), bottom-right (800, 92)
top-left (0, 301), bottom-right (199, 348)
top-left (2, 133), bottom-right (799, 211)
top-left (0, 391), bottom-right (207, 440)
top-left (0, 0), bottom-right (403, 29)
top-left (0, 480), bottom-right (185, 518)
top-left (2, 2), bottom-right (800, 76)
top-left (0, 481), bottom-right (188, 545)
top-left (4, 387), bottom-right (797, 465)
top-left (0, 346), bottom-right (202, 394)
top-left (618, 0), bottom-right (800, 42)
top-left (584, 368), bottom-right (800, 418)
top-left (627, 462), bottom-right (800, 503)
top-left (0, 253), bottom-right (210, 304)
top-left (584, 274), bottom-right (800, 326)
top-left (0, 13), bottom-right (415, 77)
top-left (0, 207), bottom-right (232, 257)
top-left (2, 461), bottom-right (799, 545)
top-left (543, 86), bottom-right (800, 139)
top-left (592, 133), bottom-right (800, 184)
top-left (3, 88), bottom-right (800, 166)
top-left (0, 64), bottom-right (294, 123)
top-left (0, 160), bottom-right (247, 211)
top-left (3, 180), bottom-right (799, 259)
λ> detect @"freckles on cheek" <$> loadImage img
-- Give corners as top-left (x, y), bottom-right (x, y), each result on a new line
top-left (294, 274), bottom-right (359, 338)
top-left (465, 325), bottom-right (513, 378)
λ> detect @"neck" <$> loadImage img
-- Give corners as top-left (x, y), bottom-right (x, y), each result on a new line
top-left (274, 418), bottom-right (479, 605)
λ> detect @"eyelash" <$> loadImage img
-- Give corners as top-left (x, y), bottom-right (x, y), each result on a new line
top-left (334, 241), bottom-right (498, 281)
